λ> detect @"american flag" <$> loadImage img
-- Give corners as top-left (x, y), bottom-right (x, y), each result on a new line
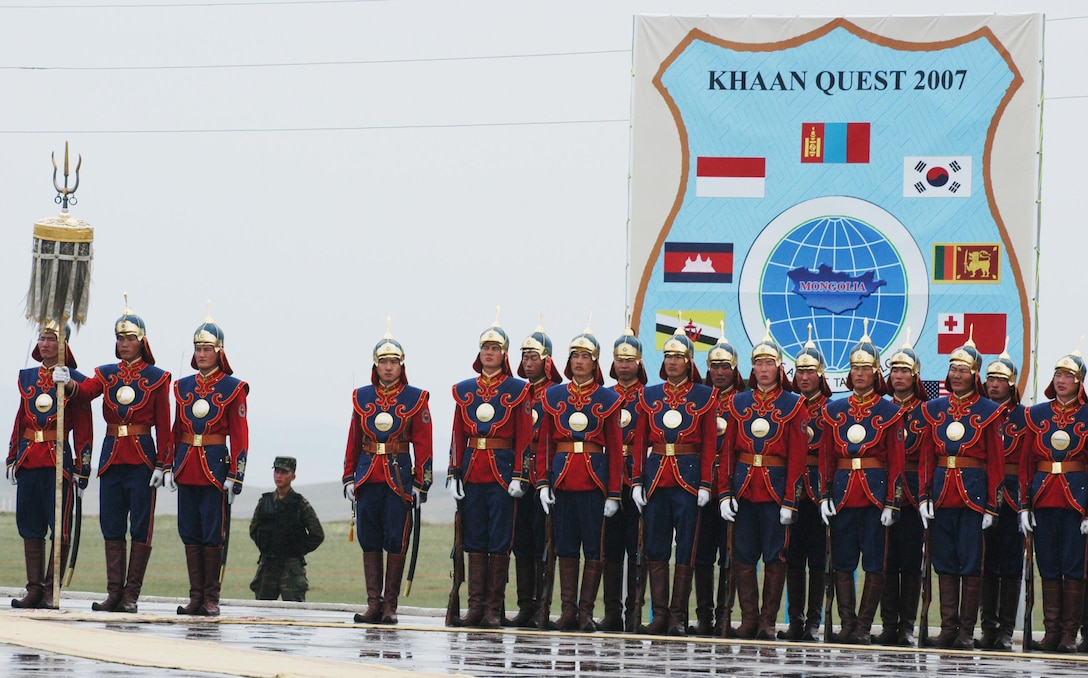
top-left (923, 380), bottom-right (950, 400)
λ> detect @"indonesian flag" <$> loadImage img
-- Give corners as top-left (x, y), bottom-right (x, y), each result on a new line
top-left (936, 312), bottom-right (1006, 354)
top-left (695, 157), bottom-right (765, 198)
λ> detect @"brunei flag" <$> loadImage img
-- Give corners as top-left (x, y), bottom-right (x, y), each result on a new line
top-left (654, 310), bottom-right (724, 351)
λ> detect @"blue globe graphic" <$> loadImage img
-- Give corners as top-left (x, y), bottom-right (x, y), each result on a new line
top-left (761, 216), bottom-right (907, 372)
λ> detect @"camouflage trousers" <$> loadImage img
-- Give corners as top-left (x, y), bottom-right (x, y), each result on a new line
top-left (250, 556), bottom-right (309, 602)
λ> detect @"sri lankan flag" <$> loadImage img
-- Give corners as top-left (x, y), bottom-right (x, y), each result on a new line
top-left (654, 310), bottom-right (724, 351)
top-left (932, 244), bottom-right (1001, 283)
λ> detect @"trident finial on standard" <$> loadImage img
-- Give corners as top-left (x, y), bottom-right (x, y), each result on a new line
top-left (51, 141), bottom-right (81, 213)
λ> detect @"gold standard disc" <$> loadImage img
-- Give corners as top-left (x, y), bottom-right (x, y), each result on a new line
top-left (569, 412), bottom-right (589, 432)
top-left (946, 421), bottom-right (965, 442)
top-left (34, 393), bottom-right (53, 413)
top-left (476, 402), bottom-right (495, 423)
top-left (662, 409), bottom-right (683, 429)
top-left (620, 409), bottom-right (632, 428)
top-left (806, 425), bottom-right (814, 443)
top-left (375, 412), bottom-right (394, 432)
top-left (847, 424), bottom-right (866, 444)
top-left (751, 418), bottom-right (770, 438)
top-left (1052, 429), bottom-right (1071, 451)
top-left (717, 416), bottom-right (728, 436)
top-left (531, 410), bottom-right (539, 426)
top-left (192, 399), bottom-right (210, 419)
top-left (117, 385), bottom-right (136, 406)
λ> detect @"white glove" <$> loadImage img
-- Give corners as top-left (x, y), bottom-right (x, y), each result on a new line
top-left (507, 479), bottom-right (525, 498)
top-left (632, 486), bottom-right (647, 512)
top-left (539, 487), bottom-right (555, 515)
top-left (448, 478), bottom-right (465, 501)
top-left (981, 513), bottom-right (994, 530)
top-left (1019, 511), bottom-right (1035, 534)
top-left (343, 483), bottom-right (354, 501)
top-left (880, 507), bottom-right (895, 527)
top-left (7, 467), bottom-right (15, 486)
top-left (919, 500), bottom-right (934, 529)
top-left (779, 506), bottom-right (795, 525)
top-left (819, 498), bottom-right (836, 526)
top-left (149, 468), bottom-right (164, 488)
top-left (224, 478), bottom-right (236, 504)
top-left (75, 483), bottom-right (84, 498)
top-left (1081, 518), bottom-right (1088, 536)
top-left (52, 366), bottom-right (70, 385)
top-left (163, 471), bottom-right (177, 492)
top-left (697, 488), bottom-right (711, 507)
top-left (412, 488), bottom-right (424, 506)
top-left (604, 499), bottom-right (620, 518)
top-left (720, 497), bottom-right (738, 522)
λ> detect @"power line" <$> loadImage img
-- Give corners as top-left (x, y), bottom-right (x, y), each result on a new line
top-left (0, 118), bottom-right (631, 135)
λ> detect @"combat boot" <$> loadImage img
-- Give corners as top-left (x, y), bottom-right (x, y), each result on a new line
top-left (803, 569), bottom-right (825, 640)
top-left (924, 574), bottom-right (960, 648)
top-left (757, 562), bottom-right (786, 640)
top-left (992, 576), bottom-right (1020, 651)
top-left (778, 568), bottom-right (806, 640)
top-left (459, 552), bottom-right (488, 627)
top-left (354, 551), bottom-right (384, 623)
top-left (832, 571), bottom-right (858, 643)
top-left (1058, 578), bottom-right (1085, 653)
top-left (847, 572), bottom-right (885, 645)
top-left (874, 572), bottom-right (900, 645)
top-left (177, 545), bottom-right (205, 615)
top-left (552, 557), bottom-right (581, 630)
top-left (668, 563), bottom-right (694, 636)
top-left (897, 573), bottom-right (922, 646)
top-left (93, 541), bottom-right (127, 612)
top-left (11, 539), bottom-right (46, 609)
top-left (1030, 579), bottom-right (1062, 651)
top-left (39, 541), bottom-right (70, 609)
top-left (577, 559), bottom-right (603, 632)
top-left (732, 562), bottom-right (759, 639)
top-left (689, 564), bottom-right (715, 636)
top-left (481, 553), bottom-right (509, 629)
top-left (596, 559), bottom-right (624, 632)
top-left (381, 553), bottom-right (406, 625)
top-left (198, 546), bottom-right (222, 617)
top-left (638, 561), bottom-right (671, 635)
top-left (976, 575), bottom-right (1000, 649)
top-left (624, 559), bottom-right (644, 632)
top-left (117, 542), bottom-right (152, 614)
top-left (504, 556), bottom-right (539, 628)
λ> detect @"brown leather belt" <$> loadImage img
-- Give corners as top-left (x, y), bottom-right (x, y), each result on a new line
top-left (904, 462), bottom-right (919, 473)
top-left (738, 452), bottom-right (786, 468)
top-left (468, 437), bottom-right (513, 450)
top-left (107, 424), bottom-right (152, 438)
top-left (1037, 461), bottom-right (1086, 474)
top-left (806, 454), bottom-right (819, 467)
top-left (1004, 464), bottom-right (1019, 476)
top-left (938, 456), bottom-right (984, 469)
top-left (180, 432), bottom-right (227, 446)
top-left (23, 429), bottom-right (58, 443)
top-left (362, 440), bottom-right (408, 455)
top-left (837, 457), bottom-right (886, 471)
top-left (556, 441), bottom-right (603, 454)
top-left (651, 443), bottom-right (699, 456)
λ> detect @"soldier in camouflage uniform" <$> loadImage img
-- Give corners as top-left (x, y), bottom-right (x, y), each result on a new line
top-left (249, 456), bottom-right (325, 601)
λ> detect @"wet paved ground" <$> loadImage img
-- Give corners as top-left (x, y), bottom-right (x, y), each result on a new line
top-left (2, 590), bottom-right (1087, 677)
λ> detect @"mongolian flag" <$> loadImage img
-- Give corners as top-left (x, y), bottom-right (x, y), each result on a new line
top-left (800, 122), bottom-right (870, 163)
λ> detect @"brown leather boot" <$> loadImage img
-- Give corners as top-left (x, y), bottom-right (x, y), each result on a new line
top-left (577, 559), bottom-right (603, 632)
top-left (639, 562), bottom-right (671, 635)
top-left (354, 551), bottom-right (384, 623)
top-left (198, 546), bottom-right (222, 617)
top-left (757, 563), bottom-right (786, 640)
top-left (954, 575), bottom-right (982, 649)
top-left (848, 572), bottom-right (885, 645)
top-left (874, 572), bottom-right (900, 645)
top-left (93, 541), bottom-right (127, 612)
top-left (459, 552), bottom-right (488, 627)
top-left (553, 557), bottom-right (581, 630)
top-left (803, 569), bottom-right (825, 640)
top-left (976, 575), bottom-right (999, 649)
top-left (668, 563), bottom-right (694, 636)
top-left (925, 574), bottom-right (960, 648)
top-left (39, 541), bottom-right (71, 609)
top-left (596, 559), bottom-right (624, 632)
top-left (778, 568), bottom-right (806, 640)
top-left (689, 564), bottom-right (715, 636)
top-left (1058, 578), bottom-right (1085, 653)
top-left (504, 557), bottom-right (539, 628)
top-left (11, 539), bottom-right (46, 609)
top-left (732, 562), bottom-right (759, 639)
top-left (898, 573), bottom-right (921, 646)
top-left (1031, 579), bottom-right (1062, 651)
top-left (381, 553), bottom-right (406, 624)
top-left (177, 545), bottom-right (205, 615)
top-left (624, 558), bottom-right (644, 632)
top-left (117, 543), bottom-right (152, 614)
top-left (832, 571), bottom-right (858, 643)
top-left (993, 576), bottom-right (1019, 651)
top-left (481, 553), bottom-right (509, 629)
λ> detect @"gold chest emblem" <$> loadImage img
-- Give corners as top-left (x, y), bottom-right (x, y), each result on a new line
top-left (620, 409), bottom-right (632, 429)
top-left (717, 416), bottom-right (728, 436)
top-left (946, 421), bottom-right (965, 442)
top-left (569, 412), bottom-right (589, 432)
top-left (751, 418), bottom-right (770, 438)
top-left (192, 399), bottom-right (210, 419)
top-left (662, 409), bottom-right (682, 430)
top-left (117, 385), bottom-right (136, 406)
top-left (847, 424), bottom-right (866, 444)
top-left (531, 409), bottom-right (539, 426)
top-left (375, 412), bottom-right (393, 432)
top-left (476, 403), bottom-right (495, 423)
top-left (34, 393), bottom-right (53, 413)
top-left (1052, 429), bottom-right (1071, 451)
top-left (806, 425), bottom-right (814, 443)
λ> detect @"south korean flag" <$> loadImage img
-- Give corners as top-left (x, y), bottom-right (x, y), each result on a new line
top-left (902, 156), bottom-right (972, 198)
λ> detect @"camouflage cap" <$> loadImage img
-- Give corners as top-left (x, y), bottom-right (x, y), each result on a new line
top-left (272, 456), bottom-right (297, 472)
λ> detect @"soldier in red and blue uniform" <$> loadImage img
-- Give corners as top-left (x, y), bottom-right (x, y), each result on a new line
top-left (536, 327), bottom-right (624, 631)
top-left (631, 325), bottom-right (717, 636)
top-left (8, 322), bottom-right (92, 609)
top-left (918, 335), bottom-right (1003, 649)
top-left (1019, 346), bottom-right (1088, 653)
top-left (977, 344), bottom-right (1026, 651)
top-left (601, 328), bottom-right (648, 632)
top-left (343, 327), bottom-right (432, 626)
top-left (779, 331), bottom-right (830, 641)
top-left (719, 329), bottom-right (806, 640)
top-left (169, 312), bottom-right (249, 617)
top-left (819, 326), bottom-right (905, 645)
top-left (506, 324), bottom-right (561, 628)
top-left (879, 333), bottom-right (929, 647)
top-left (69, 299), bottom-right (172, 614)
top-left (693, 326), bottom-right (744, 637)
top-left (447, 317), bottom-right (532, 628)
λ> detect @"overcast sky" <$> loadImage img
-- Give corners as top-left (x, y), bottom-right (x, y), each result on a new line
top-left (0, 0), bottom-right (1084, 497)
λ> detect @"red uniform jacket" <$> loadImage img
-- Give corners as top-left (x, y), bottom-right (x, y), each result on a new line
top-left (343, 382), bottom-right (433, 498)
top-left (819, 390), bottom-right (905, 511)
top-left (631, 379), bottom-right (717, 496)
top-left (535, 380), bottom-right (624, 500)
top-left (8, 366), bottom-right (93, 483)
top-left (449, 373), bottom-right (532, 488)
top-left (169, 370), bottom-right (249, 489)
top-left (920, 392), bottom-right (1003, 515)
top-left (721, 385), bottom-right (806, 509)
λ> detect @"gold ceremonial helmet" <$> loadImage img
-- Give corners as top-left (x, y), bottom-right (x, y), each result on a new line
top-left (478, 306), bottom-right (509, 352)
top-left (985, 337), bottom-right (1017, 386)
top-left (888, 327), bottom-right (921, 376)
top-left (793, 324), bottom-right (824, 376)
top-left (613, 327), bottom-right (642, 360)
top-left (707, 319), bottom-right (739, 368)
top-left (1054, 347), bottom-right (1086, 382)
top-left (751, 322), bottom-right (782, 367)
top-left (662, 312), bottom-right (695, 359)
top-left (114, 293), bottom-right (146, 339)
top-left (193, 305), bottom-right (225, 351)
top-left (948, 325), bottom-right (983, 374)
top-left (568, 317), bottom-right (600, 361)
top-left (520, 318), bottom-right (553, 358)
top-left (373, 317), bottom-right (405, 365)
top-left (848, 319), bottom-right (881, 369)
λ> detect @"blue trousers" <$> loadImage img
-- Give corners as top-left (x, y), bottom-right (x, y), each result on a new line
top-left (831, 505), bottom-right (887, 574)
top-left (644, 486), bottom-right (699, 565)
top-left (983, 500), bottom-right (1024, 579)
top-left (886, 504), bottom-right (923, 575)
top-left (784, 496), bottom-right (825, 571)
top-left (99, 463), bottom-right (155, 544)
top-left (177, 484), bottom-right (227, 547)
top-left (462, 481), bottom-right (515, 554)
top-left (930, 507), bottom-right (983, 576)
top-left (602, 484), bottom-right (640, 562)
top-left (1033, 508), bottom-right (1086, 581)
top-left (734, 499), bottom-right (787, 565)
top-left (512, 485), bottom-right (546, 560)
top-left (355, 482), bottom-right (411, 554)
top-left (16, 466), bottom-right (72, 541)
top-left (553, 489), bottom-right (605, 560)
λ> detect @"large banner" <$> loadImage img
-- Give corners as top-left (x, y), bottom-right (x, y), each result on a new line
top-left (630, 15), bottom-right (1042, 393)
